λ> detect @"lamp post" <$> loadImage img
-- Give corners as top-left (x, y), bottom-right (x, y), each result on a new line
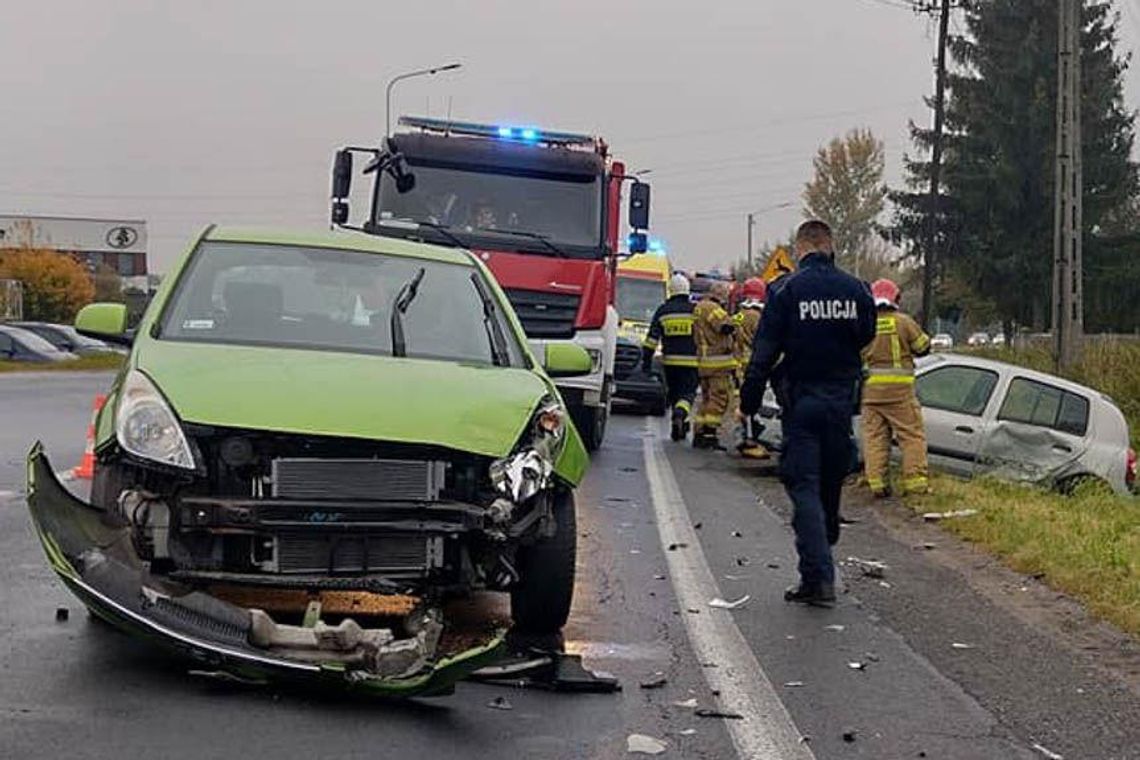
top-left (746, 202), bottom-right (794, 268)
top-left (385, 63), bottom-right (462, 137)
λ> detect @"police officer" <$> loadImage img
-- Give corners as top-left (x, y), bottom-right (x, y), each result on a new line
top-left (862, 278), bottom-right (931, 496)
top-left (739, 220), bottom-right (876, 607)
top-left (643, 273), bottom-right (700, 441)
top-left (692, 281), bottom-right (738, 449)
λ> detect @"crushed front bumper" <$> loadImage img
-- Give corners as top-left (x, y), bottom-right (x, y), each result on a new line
top-left (25, 443), bottom-right (504, 697)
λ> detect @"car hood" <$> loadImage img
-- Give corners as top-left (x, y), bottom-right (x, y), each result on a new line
top-left (135, 340), bottom-right (550, 459)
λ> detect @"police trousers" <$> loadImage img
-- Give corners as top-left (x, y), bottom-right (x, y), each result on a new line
top-left (664, 366), bottom-right (699, 417)
top-left (780, 384), bottom-right (857, 586)
top-left (862, 398), bottom-right (929, 494)
top-left (695, 372), bottom-right (734, 433)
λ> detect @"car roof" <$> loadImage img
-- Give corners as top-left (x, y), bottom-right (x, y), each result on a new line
top-left (919, 352), bottom-right (1116, 404)
top-left (203, 226), bottom-right (477, 267)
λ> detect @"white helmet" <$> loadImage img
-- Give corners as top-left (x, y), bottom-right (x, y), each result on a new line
top-left (669, 273), bottom-right (691, 296)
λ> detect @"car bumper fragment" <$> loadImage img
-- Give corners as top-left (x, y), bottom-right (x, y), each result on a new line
top-left (25, 443), bottom-right (505, 697)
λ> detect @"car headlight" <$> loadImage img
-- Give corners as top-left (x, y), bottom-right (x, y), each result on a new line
top-left (489, 397), bottom-right (565, 503)
top-left (115, 369), bottom-right (196, 470)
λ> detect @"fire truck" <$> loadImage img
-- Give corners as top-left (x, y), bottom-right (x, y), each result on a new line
top-left (330, 116), bottom-right (652, 450)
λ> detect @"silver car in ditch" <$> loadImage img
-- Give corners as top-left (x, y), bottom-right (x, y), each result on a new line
top-left (756, 353), bottom-right (1136, 495)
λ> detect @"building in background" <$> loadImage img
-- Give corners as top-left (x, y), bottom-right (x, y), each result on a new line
top-left (0, 215), bottom-right (148, 288)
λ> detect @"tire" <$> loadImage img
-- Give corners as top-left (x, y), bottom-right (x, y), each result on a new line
top-left (571, 403), bottom-right (607, 452)
top-left (510, 489), bottom-right (577, 634)
top-left (1056, 474), bottom-right (1113, 498)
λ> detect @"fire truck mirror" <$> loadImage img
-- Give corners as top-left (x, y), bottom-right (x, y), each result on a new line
top-left (332, 150), bottom-right (353, 199)
top-left (629, 181), bottom-right (651, 230)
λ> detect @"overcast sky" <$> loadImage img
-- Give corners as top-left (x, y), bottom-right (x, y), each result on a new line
top-left (3, 1), bottom-right (1140, 273)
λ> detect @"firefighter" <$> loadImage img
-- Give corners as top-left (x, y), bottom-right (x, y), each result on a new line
top-left (862, 278), bottom-right (932, 497)
top-left (692, 280), bottom-right (738, 449)
top-left (642, 273), bottom-right (700, 441)
top-left (733, 277), bottom-right (769, 459)
top-left (740, 220), bottom-right (876, 607)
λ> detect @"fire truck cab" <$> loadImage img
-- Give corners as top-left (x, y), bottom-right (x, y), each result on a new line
top-left (331, 116), bottom-right (651, 451)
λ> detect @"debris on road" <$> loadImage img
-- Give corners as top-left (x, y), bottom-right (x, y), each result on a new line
top-left (487, 696), bottom-right (513, 710)
top-left (472, 651), bottom-right (622, 693)
top-left (695, 708), bottom-right (744, 719)
top-left (54, 607), bottom-right (69, 622)
top-left (731, 530), bottom-right (743, 538)
top-left (922, 509), bottom-right (979, 522)
top-left (848, 661), bottom-right (866, 671)
top-left (842, 728), bottom-right (858, 743)
top-left (679, 729), bottom-right (697, 736)
top-left (845, 556), bottom-right (889, 579)
top-left (823, 624), bottom-right (846, 632)
top-left (783, 681), bottom-right (805, 688)
top-left (668, 542), bottom-right (688, 551)
top-left (693, 521), bottom-right (702, 530)
top-left (627, 734), bottom-right (668, 755)
top-left (879, 581), bottom-right (892, 588)
top-left (1031, 742), bottom-right (1064, 760)
top-left (653, 574), bottom-right (667, 580)
top-left (951, 642), bottom-right (976, 650)
top-left (735, 556), bottom-right (751, 567)
top-left (619, 467), bottom-right (640, 473)
top-left (766, 562), bottom-right (781, 569)
top-left (673, 698), bottom-right (698, 708)
top-left (639, 673), bottom-right (668, 689)
top-left (723, 574), bottom-right (750, 581)
top-left (605, 495), bottom-right (633, 503)
top-left (708, 595), bottom-right (750, 610)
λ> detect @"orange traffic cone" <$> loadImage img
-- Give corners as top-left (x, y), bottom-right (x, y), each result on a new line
top-left (72, 394), bottom-right (107, 480)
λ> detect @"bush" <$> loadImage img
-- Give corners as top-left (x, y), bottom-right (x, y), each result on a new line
top-left (0, 248), bottom-right (95, 323)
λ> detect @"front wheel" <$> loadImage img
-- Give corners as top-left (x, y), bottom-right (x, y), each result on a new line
top-left (510, 489), bottom-right (577, 634)
top-left (571, 403), bottom-right (608, 452)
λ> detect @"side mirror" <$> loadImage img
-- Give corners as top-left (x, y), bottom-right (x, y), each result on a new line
top-left (332, 150), bottom-right (353, 199)
top-left (75, 303), bottom-right (132, 347)
top-left (628, 232), bottom-right (648, 254)
top-left (543, 343), bottom-right (593, 378)
top-left (629, 181), bottom-right (651, 230)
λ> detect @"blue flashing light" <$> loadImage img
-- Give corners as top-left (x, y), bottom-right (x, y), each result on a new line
top-left (648, 239), bottom-right (665, 253)
top-left (497, 126), bottom-right (514, 138)
top-left (521, 128), bottom-right (538, 141)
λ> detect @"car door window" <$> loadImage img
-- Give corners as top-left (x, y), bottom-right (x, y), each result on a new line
top-left (916, 365), bottom-right (999, 416)
top-left (997, 377), bottom-right (1089, 436)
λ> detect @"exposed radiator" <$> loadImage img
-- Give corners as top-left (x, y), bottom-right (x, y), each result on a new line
top-left (274, 533), bottom-right (438, 575)
top-left (271, 458), bottom-right (446, 501)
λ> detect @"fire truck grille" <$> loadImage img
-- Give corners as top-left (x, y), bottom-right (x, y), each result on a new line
top-left (614, 342), bottom-right (642, 379)
top-left (503, 289), bottom-right (580, 339)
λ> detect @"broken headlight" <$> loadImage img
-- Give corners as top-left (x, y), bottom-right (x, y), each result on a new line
top-left (115, 369), bottom-right (196, 470)
top-left (489, 397), bottom-right (564, 503)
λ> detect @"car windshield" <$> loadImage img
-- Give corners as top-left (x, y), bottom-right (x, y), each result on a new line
top-left (616, 276), bottom-right (666, 323)
top-left (6, 328), bottom-right (64, 354)
top-left (378, 163), bottom-right (603, 253)
top-left (159, 242), bottom-right (525, 367)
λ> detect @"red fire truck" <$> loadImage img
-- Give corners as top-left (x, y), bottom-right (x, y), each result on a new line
top-left (330, 116), bottom-right (651, 450)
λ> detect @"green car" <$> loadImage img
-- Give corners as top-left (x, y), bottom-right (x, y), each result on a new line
top-left (26, 227), bottom-right (591, 696)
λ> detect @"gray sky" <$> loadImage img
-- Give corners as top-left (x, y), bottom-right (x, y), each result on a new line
top-left (3, 1), bottom-right (1140, 273)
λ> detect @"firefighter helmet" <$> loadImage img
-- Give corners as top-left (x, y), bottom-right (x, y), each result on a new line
top-left (740, 277), bottom-right (767, 308)
top-left (670, 272), bottom-right (691, 296)
top-left (871, 278), bottom-right (901, 309)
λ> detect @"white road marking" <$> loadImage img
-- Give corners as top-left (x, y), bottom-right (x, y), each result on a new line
top-left (642, 417), bottom-right (815, 760)
top-left (0, 489), bottom-right (17, 502)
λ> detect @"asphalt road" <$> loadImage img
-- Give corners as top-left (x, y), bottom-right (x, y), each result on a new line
top-left (2, 372), bottom-right (1138, 759)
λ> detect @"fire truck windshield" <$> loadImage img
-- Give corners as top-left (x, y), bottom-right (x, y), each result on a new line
top-left (377, 164), bottom-right (603, 255)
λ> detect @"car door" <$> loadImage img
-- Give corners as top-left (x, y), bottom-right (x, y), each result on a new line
top-left (977, 376), bottom-right (1091, 484)
top-left (0, 333), bottom-right (14, 360)
top-left (915, 363), bottom-right (1000, 476)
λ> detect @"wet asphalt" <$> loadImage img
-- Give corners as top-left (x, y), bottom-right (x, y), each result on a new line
top-left (1, 372), bottom-right (1138, 759)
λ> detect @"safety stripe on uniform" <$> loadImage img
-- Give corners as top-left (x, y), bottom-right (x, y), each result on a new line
top-left (912, 334), bottom-right (931, 352)
top-left (674, 400), bottom-right (692, 414)
top-left (642, 338), bottom-right (660, 350)
top-left (663, 356), bottom-right (699, 367)
top-left (876, 316), bottom-right (897, 334)
top-left (890, 334), bottom-right (902, 368)
top-left (699, 354), bottom-right (738, 370)
top-left (866, 375), bottom-right (915, 385)
top-left (902, 476), bottom-right (930, 494)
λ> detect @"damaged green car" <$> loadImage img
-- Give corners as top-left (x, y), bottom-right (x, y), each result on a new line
top-left (27, 226), bottom-right (591, 696)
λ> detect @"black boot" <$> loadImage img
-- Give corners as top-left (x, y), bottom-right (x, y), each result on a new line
top-left (670, 407), bottom-right (687, 441)
top-left (783, 583), bottom-right (836, 608)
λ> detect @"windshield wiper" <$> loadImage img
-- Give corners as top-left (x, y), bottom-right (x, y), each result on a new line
top-left (390, 267), bottom-right (426, 358)
top-left (470, 272), bottom-right (511, 367)
top-left (376, 218), bottom-right (467, 249)
top-left (473, 227), bottom-right (568, 259)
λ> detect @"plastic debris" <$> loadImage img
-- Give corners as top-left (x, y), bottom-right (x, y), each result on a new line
top-left (673, 698), bottom-right (698, 708)
top-left (1031, 742), bottom-right (1063, 760)
top-left (668, 542), bottom-right (688, 551)
top-left (708, 595), bottom-right (750, 610)
top-left (879, 581), bottom-right (892, 588)
top-left (627, 734), bottom-right (667, 755)
top-left (783, 681), bottom-right (805, 688)
top-left (640, 673), bottom-right (668, 690)
top-left (921, 542), bottom-right (937, 550)
top-left (687, 608), bottom-right (701, 614)
top-left (951, 642), bottom-right (976, 650)
top-left (679, 729), bottom-right (697, 736)
top-left (842, 729), bottom-right (858, 743)
top-left (695, 708), bottom-right (744, 719)
top-left (845, 556), bottom-right (888, 579)
top-left (923, 509), bottom-right (978, 522)
top-left (54, 607), bottom-right (69, 622)
top-left (723, 574), bottom-right (750, 581)
top-left (731, 530), bottom-right (743, 538)
top-left (487, 696), bottom-right (513, 710)
top-left (693, 522), bottom-right (703, 530)
top-left (848, 661), bottom-right (866, 671)
top-left (653, 574), bottom-right (667, 580)
top-left (630, 549), bottom-right (642, 555)
top-left (620, 467), bottom-right (640, 473)
top-left (766, 562), bottom-right (781, 569)
top-left (605, 495), bottom-right (632, 503)
top-left (824, 624), bottom-right (845, 632)
top-left (735, 556), bottom-right (751, 567)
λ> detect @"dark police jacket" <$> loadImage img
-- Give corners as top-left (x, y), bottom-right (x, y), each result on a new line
top-left (642, 294), bottom-right (698, 369)
top-left (739, 253), bottom-right (876, 416)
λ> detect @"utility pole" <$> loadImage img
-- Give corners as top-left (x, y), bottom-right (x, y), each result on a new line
top-left (1052, 0), bottom-right (1084, 370)
top-left (746, 213), bottom-right (755, 269)
top-left (919, 0), bottom-right (952, 332)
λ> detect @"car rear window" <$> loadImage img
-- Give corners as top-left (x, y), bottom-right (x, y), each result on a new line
top-left (998, 377), bottom-right (1089, 437)
top-left (916, 365), bottom-right (998, 416)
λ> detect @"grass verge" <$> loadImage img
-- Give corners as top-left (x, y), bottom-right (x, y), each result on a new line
top-left (0, 353), bottom-right (125, 373)
top-left (909, 474), bottom-right (1140, 638)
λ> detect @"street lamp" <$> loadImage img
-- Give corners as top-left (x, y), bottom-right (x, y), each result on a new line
top-left (746, 202), bottom-right (794, 268)
top-left (385, 62), bottom-right (463, 137)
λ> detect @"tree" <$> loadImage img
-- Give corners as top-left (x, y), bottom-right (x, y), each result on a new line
top-left (890, 1), bottom-right (1138, 334)
top-left (802, 128), bottom-right (888, 277)
top-left (93, 263), bottom-right (125, 303)
top-left (0, 248), bottom-right (95, 323)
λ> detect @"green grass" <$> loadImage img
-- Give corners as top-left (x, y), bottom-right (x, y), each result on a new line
top-left (909, 475), bottom-right (1140, 637)
top-left (0, 353), bottom-right (124, 373)
top-left (969, 341), bottom-right (1140, 449)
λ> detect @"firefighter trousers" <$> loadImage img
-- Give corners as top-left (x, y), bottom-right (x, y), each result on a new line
top-left (695, 372), bottom-right (734, 434)
top-left (663, 365), bottom-right (699, 418)
top-left (861, 398), bottom-right (929, 494)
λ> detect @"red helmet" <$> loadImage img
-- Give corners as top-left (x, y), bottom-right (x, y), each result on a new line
top-left (740, 277), bottom-right (767, 306)
top-left (871, 278), bottom-right (901, 308)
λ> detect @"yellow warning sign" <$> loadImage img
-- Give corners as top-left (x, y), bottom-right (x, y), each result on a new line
top-left (760, 246), bottom-right (796, 283)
